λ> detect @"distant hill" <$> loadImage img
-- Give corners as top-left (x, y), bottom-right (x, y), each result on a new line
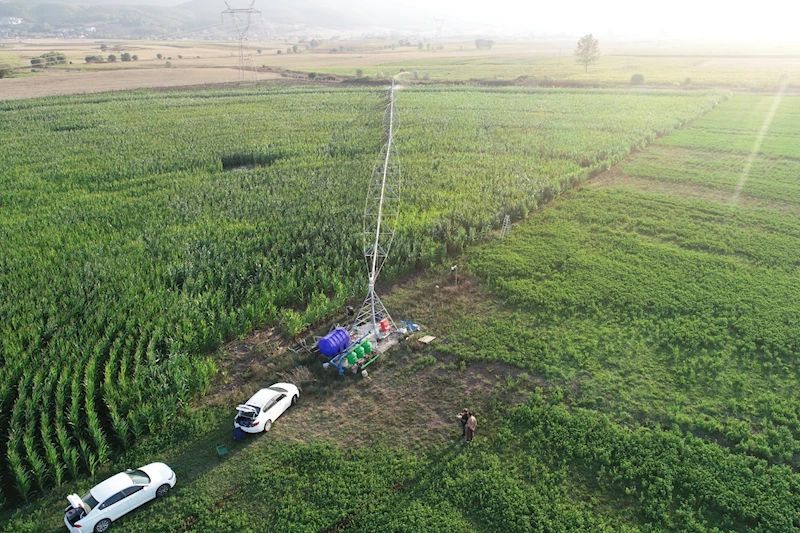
top-left (0, 0), bottom-right (439, 38)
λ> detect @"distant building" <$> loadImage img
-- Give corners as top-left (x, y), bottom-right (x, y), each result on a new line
top-left (1, 17), bottom-right (24, 25)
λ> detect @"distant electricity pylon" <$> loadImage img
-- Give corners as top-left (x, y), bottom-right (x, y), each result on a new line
top-left (433, 18), bottom-right (445, 50)
top-left (222, 0), bottom-right (261, 82)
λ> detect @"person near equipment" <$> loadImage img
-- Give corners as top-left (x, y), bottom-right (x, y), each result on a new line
top-left (466, 412), bottom-right (477, 443)
top-left (457, 408), bottom-right (469, 437)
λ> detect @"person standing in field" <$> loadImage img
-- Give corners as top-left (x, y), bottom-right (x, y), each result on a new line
top-left (457, 408), bottom-right (469, 437)
top-left (466, 412), bottom-right (477, 443)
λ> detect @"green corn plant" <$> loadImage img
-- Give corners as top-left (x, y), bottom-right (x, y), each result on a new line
top-left (110, 410), bottom-right (131, 449)
top-left (64, 446), bottom-right (79, 481)
top-left (40, 409), bottom-right (64, 486)
top-left (23, 430), bottom-right (48, 495)
top-left (7, 430), bottom-right (31, 502)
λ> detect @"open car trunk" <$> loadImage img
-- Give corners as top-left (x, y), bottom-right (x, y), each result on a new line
top-left (235, 405), bottom-right (259, 427)
top-left (65, 494), bottom-right (86, 525)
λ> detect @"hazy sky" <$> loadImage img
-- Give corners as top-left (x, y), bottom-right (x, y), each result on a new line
top-left (417, 0), bottom-right (798, 40)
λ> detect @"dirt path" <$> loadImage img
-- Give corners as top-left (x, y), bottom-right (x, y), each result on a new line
top-left (0, 68), bottom-right (282, 100)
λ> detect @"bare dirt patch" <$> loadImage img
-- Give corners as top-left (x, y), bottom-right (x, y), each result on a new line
top-left (0, 67), bottom-right (281, 100)
top-left (207, 266), bottom-right (538, 452)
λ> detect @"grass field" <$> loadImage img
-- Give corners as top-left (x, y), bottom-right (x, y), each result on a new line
top-left (394, 94), bottom-right (800, 529)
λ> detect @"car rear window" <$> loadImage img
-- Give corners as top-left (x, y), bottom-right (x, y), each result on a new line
top-left (127, 469), bottom-right (151, 485)
top-left (268, 386), bottom-right (287, 393)
top-left (82, 491), bottom-right (99, 512)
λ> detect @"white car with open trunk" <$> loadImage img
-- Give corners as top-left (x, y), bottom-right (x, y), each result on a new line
top-left (63, 462), bottom-right (176, 532)
top-left (234, 382), bottom-right (299, 434)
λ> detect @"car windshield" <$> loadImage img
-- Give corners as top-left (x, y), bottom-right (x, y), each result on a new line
top-left (127, 469), bottom-right (151, 485)
top-left (81, 491), bottom-right (99, 512)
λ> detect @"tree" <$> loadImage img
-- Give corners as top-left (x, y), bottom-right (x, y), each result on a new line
top-left (575, 34), bottom-right (600, 72)
top-left (355, 68), bottom-right (363, 77)
top-left (292, 44), bottom-right (298, 53)
top-left (277, 50), bottom-right (282, 54)
top-left (107, 54), bottom-right (117, 62)
top-left (132, 55), bottom-right (139, 61)
top-left (30, 52), bottom-right (66, 68)
top-left (257, 49), bottom-right (262, 54)
top-left (630, 73), bottom-right (644, 85)
top-left (157, 53), bottom-right (162, 59)
top-left (100, 44), bottom-right (107, 52)
top-left (0, 64), bottom-right (10, 79)
top-left (120, 52), bottom-right (132, 62)
top-left (475, 39), bottom-right (494, 50)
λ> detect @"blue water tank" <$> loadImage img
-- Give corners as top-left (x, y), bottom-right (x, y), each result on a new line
top-left (318, 328), bottom-right (350, 357)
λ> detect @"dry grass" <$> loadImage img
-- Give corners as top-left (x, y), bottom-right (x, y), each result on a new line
top-left (276, 365), bottom-right (314, 391)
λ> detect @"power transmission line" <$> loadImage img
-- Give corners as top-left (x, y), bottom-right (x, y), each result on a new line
top-left (221, 0), bottom-right (261, 82)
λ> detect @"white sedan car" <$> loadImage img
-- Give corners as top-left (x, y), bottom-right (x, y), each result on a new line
top-left (64, 462), bottom-right (176, 533)
top-left (234, 382), bottom-right (299, 434)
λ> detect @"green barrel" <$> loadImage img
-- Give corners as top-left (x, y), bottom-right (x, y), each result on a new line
top-left (347, 352), bottom-right (358, 365)
top-left (361, 341), bottom-right (372, 354)
top-left (354, 346), bottom-right (365, 357)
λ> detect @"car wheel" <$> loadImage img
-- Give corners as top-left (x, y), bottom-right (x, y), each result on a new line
top-left (156, 484), bottom-right (171, 498)
top-left (264, 419), bottom-right (272, 432)
top-left (94, 518), bottom-right (112, 533)
top-left (291, 395), bottom-right (298, 406)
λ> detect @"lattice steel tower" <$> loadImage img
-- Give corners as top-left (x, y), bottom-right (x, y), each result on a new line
top-left (222, 0), bottom-right (261, 81)
top-left (351, 81), bottom-right (402, 344)
top-left (434, 18), bottom-right (445, 50)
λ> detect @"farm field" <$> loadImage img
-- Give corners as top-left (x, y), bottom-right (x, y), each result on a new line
top-left (389, 93), bottom-right (800, 529)
top-left (1, 38), bottom-right (798, 99)
top-left (4, 93), bottom-right (800, 532)
top-left (0, 85), bottom-right (726, 511)
top-left (0, 67), bottom-right (275, 100)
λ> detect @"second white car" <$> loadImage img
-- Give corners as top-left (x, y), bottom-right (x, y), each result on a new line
top-left (64, 462), bottom-right (176, 533)
top-left (234, 382), bottom-right (299, 434)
